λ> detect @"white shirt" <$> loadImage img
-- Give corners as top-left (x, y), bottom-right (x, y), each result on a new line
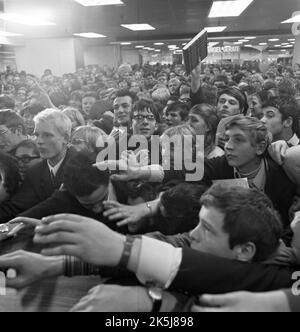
top-left (47, 154), bottom-right (66, 177)
top-left (136, 236), bottom-right (182, 289)
top-left (287, 134), bottom-right (300, 147)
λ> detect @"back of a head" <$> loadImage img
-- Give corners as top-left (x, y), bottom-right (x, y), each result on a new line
top-left (89, 100), bottom-right (113, 121)
top-left (201, 185), bottom-right (283, 262)
top-left (0, 151), bottom-right (21, 196)
top-left (0, 95), bottom-right (15, 110)
top-left (63, 151), bottom-right (109, 198)
top-left (166, 102), bottom-right (190, 121)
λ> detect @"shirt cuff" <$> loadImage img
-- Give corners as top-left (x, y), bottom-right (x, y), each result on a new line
top-left (136, 236), bottom-right (182, 289)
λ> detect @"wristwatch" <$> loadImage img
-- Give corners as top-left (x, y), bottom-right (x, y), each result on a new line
top-left (147, 284), bottom-right (163, 313)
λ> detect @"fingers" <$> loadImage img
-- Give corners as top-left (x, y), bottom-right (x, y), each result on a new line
top-left (117, 219), bottom-right (134, 227)
top-left (41, 214), bottom-right (87, 225)
top-left (33, 232), bottom-right (80, 246)
top-left (9, 217), bottom-right (41, 227)
top-left (41, 245), bottom-right (79, 257)
top-left (198, 294), bottom-right (232, 307)
top-left (35, 220), bottom-right (81, 235)
top-left (191, 305), bottom-right (226, 313)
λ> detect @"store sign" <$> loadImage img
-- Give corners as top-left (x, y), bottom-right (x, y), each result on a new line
top-left (292, 11), bottom-right (300, 36)
top-left (208, 46), bottom-right (240, 53)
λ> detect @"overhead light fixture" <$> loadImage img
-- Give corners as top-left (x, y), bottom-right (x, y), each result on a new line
top-left (208, 42), bottom-right (219, 47)
top-left (282, 14), bottom-right (300, 24)
top-left (244, 44), bottom-right (253, 47)
top-left (234, 42), bottom-right (243, 45)
top-left (205, 26), bottom-right (227, 33)
top-left (245, 36), bottom-right (256, 39)
top-left (73, 32), bottom-right (107, 38)
top-left (154, 42), bottom-right (164, 45)
top-left (259, 43), bottom-right (267, 46)
top-left (168, 45), bottom-right (177, 48)
top-left (288, 38), bottom-right (295, 41)
top-left (154, 50), bottom-right (161, 52)
top-left (0, 13), bottom-right (56, 26)
top-left (238, 39), bottom-right (247, 42)
top-left (182, 43), bottom-right (187, 46)
top-left (0, 31), bottom-right (22, 37)
top-left (121, 24), bottom-right (155, 31)
top-left (274, 44), bottom-right (282, 47)
top-left (120, 42), bottom-right (132, 45)
top-left (135, 45), bottom-right (144, 48)
top-left (73, 0), bottom-right (124, 6)
top-left (209, 0), bottom-right (254, 18)
top-left (281, 43), bottom-right (289, 45)
top-left (268, 38), bottom-right (280, 42)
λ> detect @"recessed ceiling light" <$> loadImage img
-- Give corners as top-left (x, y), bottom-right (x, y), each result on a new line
top-left (0, 31), bottom-right (23, 37)
top-left (0, 13), bottom-right (56, 26)
top-left (120, 42), bottom-right (132, 45)
top-left (154, 42), bottom-right (164, 46)
top-left (282, 14), bottom-right (300, 24)
top-left (74, 0), bottom-right (123, 6)
top-left (121, 24), bottom-right (155, 31)
top-left (209, 0), bottom-right (254, 18)
top-left (205, 26), bottom-right (227, 33)
top-left (268, 38), bottom-right (280, 42)
top-left (73, 32), bottom-right (107, 38)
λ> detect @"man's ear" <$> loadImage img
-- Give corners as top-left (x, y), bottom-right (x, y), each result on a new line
top-left (255, 140), bottom-right (268, 157)
top-left (283, 116), bottom-right (293, 129)
top-left (233, 242), bottom-right (257, 262)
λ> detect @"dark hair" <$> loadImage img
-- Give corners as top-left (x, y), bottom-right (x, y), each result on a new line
top-left (20, 103), bottom-right (44, 118)
top-left (0, 96), bottom-right (15, 110)
top-left (264, 96), bottom-right (300, 135)
top-left (14, 139), bottom-right (40, 157)
top-left (0, 151), bottom-right (21, 195)
top-left (0, 110), bottom-right (26, 135)
top-left (201, 185), bottom-right (283, 262)
top-left (89, 100), bottom-right (113, 120)
top-left (132, 99), bottom-right (161, 123)
top-left (161, 183), bottom-right (208, 234)
top-left (63, 151), bottom-right (109, 197)
top-left (115, 89), bottom-right (136, 103)
top-left (165, 102), bottom-right (190, 121)
top-left (82, 92), bottom-right (98, 100)
top-left (218, 87), bottom-right (249, 115)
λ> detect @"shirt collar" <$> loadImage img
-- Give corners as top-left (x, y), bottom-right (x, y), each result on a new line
top-left (287, 134), bottom-right (300, 147)
top-left (47, 152), bottom-right (66, 177)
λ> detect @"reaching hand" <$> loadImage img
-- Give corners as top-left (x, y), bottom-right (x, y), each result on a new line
top-left (191, 291), bottom-right (290, 312)
top-left (103, 201), bottom-right (150, 227)
top-left (268, 140), bottom-right (289, 166)
top-left (0, 250), bottom-right (63, 290)
top-left (34, 214), bottom-right (125, 267)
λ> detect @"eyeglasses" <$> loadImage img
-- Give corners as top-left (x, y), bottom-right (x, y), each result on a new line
top-left (16, 155), bottom-right (40, 164)
top-left (133, 115), bottom-right (156, 122)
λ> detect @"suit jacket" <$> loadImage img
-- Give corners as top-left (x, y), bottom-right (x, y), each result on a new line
top-left (171, 247), bottom-right (295, 295)
top-left (0, 147), bottom-right (77, 224)
top-left (165, 155), bottom-right (296, 229)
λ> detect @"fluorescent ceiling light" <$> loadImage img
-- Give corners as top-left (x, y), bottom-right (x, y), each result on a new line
top-left (120, 42), bottom-right (132, 45)
top-left (282, 14), bottom-right (300, 24)
top-left (205, 26), bottom-right (227, 33)
top-left (121, 24), bottom-right (155, 31)
top-left (0, 13), bottom-right (56, 26)
top-left (73, 32), bottom-right (106, 38)
top-left (182, 43), bottom-right (187, 46)
top-left (74, 0), bottom-right (123, 5)
top-left (209, 0), bottom-right (254, 18)
top-left (208, 42), bottom-right (219, 47)
top-left (238, 39), bottom-right (247, 42)
top-left (135, 45), bottom-right (144, 48)
top-left (281, 43), bottom-right (289, 45)
top-left (155, 50), bottom-right (161, 52)
top-left (244, 44), bottom-right (253, 47)
top-left (268, 38), bottom-right (279, 42)
top-left (274, 45), bottom-right (282, 47)
top-left (288, 39), bottom-right (295, 41)
top-left (0, 31), bottom-right (22, 37)
top-left (245, 36), bottom-right (256, 39)
top-left (154, 42), bottom-right (164, 45)
top-left (234, 42), bottom-right (243, 45)
top-left (259, 43), bottom-right (267, 45)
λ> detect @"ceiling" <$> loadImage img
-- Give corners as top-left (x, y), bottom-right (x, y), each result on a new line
top-left (0, 0), bottom-right (300, 51)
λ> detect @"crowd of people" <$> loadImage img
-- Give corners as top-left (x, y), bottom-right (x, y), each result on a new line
top-left (0, 58), bottom-right (299, 312)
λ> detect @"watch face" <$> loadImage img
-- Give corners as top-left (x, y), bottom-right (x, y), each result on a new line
top-left (149, 287), bottom-right (163, 301)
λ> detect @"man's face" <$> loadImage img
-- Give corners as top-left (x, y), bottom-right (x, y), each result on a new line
top-left (250, 95), bottom-right (263, 119)
top-left (166, 110), bottom-right (183, 127)
top-left (82, 97), bottom-right (96, 115)
top-left (217, 94), bottom-right (241, 119)
top-left (132, 108), bottom-right (157, 139)
top-left (168, 80), bottom-right (180, 95)
top-left (157, 76), bottom-right (168, 86)
top-left (0, 125), bottom-right (22, 153)
top-left (76, 184), bottom-right (108, 214)
top-left (190, 205), bottom-right (236, 259)
top-left (147, 75), bottom-right (154, 84)
top-left (34, 121), bottom-right (67, 160)
top-left (113, 96), bottom-right (133, 126)
top-left (224, 126), bottom-right (260, 169)
top-left (261, 106), bottom-right (283, 138)
top-left (213, 68), bottom-right (220, 76)
top-left (188, 113), bottom-right (207, 135)
top-left (275, 76), bottom-right (283, 86)
top-left (15, 146), bottom-right (41, 178)
top-left (130, 82), bottom-right (140, 94)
